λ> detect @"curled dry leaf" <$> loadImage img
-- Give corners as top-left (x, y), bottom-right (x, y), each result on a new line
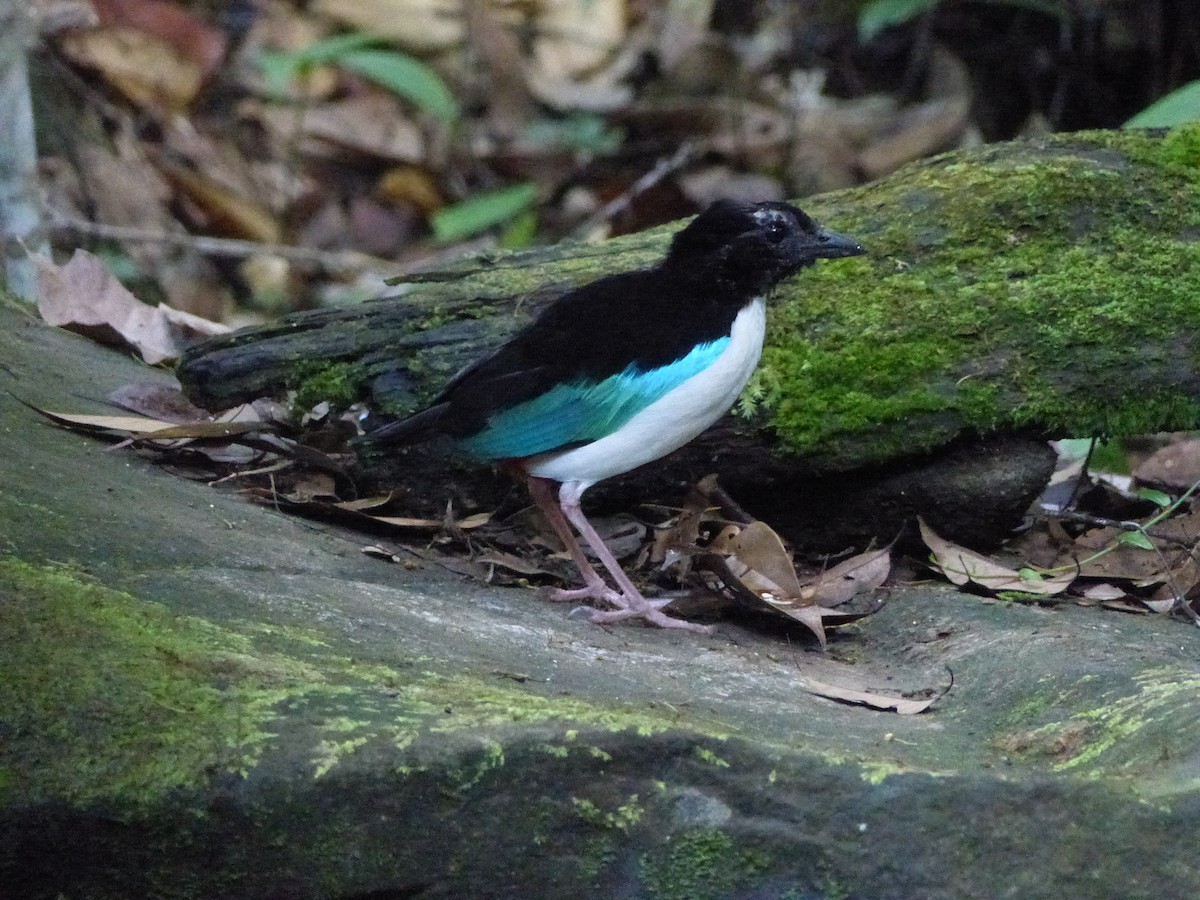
top-left (34, 407), bottom-right (260, 442)
top-left (703, 520), bottom-right (886, 649)
top-left (37, 249), bottom-right (228, 364)
top-left (709, 520), bottom-right (801, 598)
top-left (801, 675), bottom-right (938, 715)
top-left (919, 518), bottom-right (1074, 596)
top-left (803, 547), bottom-right (891, 607)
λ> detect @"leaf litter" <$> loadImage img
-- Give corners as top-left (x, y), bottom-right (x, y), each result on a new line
top-left (919, 445), bottom-right (1200, 622)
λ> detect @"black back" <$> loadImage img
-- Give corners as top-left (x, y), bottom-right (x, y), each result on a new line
top-left (365, 200), bottom-right (862, 444)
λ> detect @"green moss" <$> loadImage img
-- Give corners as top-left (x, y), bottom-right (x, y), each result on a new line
top-left (1034, 668), bottom-right (1200, 776)
top-left (291, 361), bottom-right (362, 413)
top-left (1159, 122), bottom-right (1200, 169)
top-left (0, 556), bottom-right (750, 810)
top-left (693, 746), bottom-right (731, 768)
top-left (0, 557), bottom-right (319, 808)
top-left (640, 829), bottom-right (773, 900)
top-left (572, 793), bottom-right (645, 831)
top-left (579, 834), bottom-right (620, 882)
top-left (755, 129), bottom-right (1200, 467)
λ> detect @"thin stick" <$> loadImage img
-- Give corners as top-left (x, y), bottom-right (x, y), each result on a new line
top-left (50, 214), bottom-right (406, 276)
top-left (1043, 508), bottom-right (1199, 550)
top-left (570, 141), bottom-right (701, 240)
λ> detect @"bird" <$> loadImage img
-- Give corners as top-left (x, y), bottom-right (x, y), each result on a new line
top-left (360, 200), bottom-right (864, 632)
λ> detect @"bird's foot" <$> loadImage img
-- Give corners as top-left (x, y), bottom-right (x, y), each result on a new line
top-left (538, 573), bottom-right (711, 633)
top-left (537, 580), bottom-right (626, 607)
top-left (577, 598), bottom-right (714, 634)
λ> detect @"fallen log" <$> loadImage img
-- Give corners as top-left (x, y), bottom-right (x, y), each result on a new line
top-left (177, 127), bottom-right (1200, 548)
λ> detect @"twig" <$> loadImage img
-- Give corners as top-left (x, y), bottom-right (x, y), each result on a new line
top-left (50, 214), bottom-right (407, 276)
top-left (1043, 508), bottom-right (1200, 550)
top-left (570, 141), bottom-right (701, 240)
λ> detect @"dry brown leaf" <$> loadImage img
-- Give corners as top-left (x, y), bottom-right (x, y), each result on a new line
top-left (369, 512), bottom-right (490, 531)
top-left (92, 0), bottom-right (227, 79)
top-left (920, 519), bottom-right (1074, 596)
top-left (1062, 527), bottom-right (1171, 584)
top-left (704, 520), bottom-right (857, 648)
top-left (525, 59), bottom-right (634, 112)
top-left (71, 142), bottom-right (174, 234)
top-left (1133, 438), bottom-right (1200, 491)
top-left (532, 0), bottom-right (625, 81)
top-left (107, 382), bottom-right (211, 422)
top-left (57, 26), bottom-right (202, 112)
top-left (155, 157), bottom-right (282, 244)
top-left (36, 250), bottom-right (228, 364)
top-left (35, 407), bottom-right (259, 442)
top-left (802, 676), bottom-right (937, 715)
top-left (474, 551), bottom-right (556, 577)
top-left (314, 0), bottom-right (465, 52)
top-left (465, 0), bottom-right (538, 138)
top-left (857, 45), bottom-right (972, 179)
top-left (246, 94), bottom-right (425, 165)
top-left (37, 410), bottom-right (183, 434)
top-left (334, 495), bottom-right (396, 512)
top-left (802, 547), bottom-right (891, 607)
top-left (709, 520), bottom-right (802, 598)
top-left (1080, 582), bottom-right (1128, 602)
top-left (285, 472), bottom-right (339, 502)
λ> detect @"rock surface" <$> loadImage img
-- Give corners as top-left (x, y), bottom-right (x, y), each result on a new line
top-left (2, 297), bottom-right (1199, 899)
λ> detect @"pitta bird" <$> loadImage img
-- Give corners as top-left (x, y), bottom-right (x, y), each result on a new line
top-left (361, 200), bottom-right (863, 631)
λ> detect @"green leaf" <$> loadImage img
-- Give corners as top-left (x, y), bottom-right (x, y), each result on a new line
top-left (1118, 530), bottom-right (1155, 551)
top-left (286, 32), bottom-right (382, 67)
top-left (521, 114), bottom-right (624, 154)
top-left (256, 34), bottom-right (388, 97)
top-left (1125, 80), bottom-right (1200, 128)
top-left (257, 50), bottom-right (303, 97)
top-left (337, 49), bottom-right (459, 123)
top-left (431, 183), bottom-right (539, 244)
top-left (499, 209), bottom-right (539, 249)
top-left (255, 35), bottom-right (459, 122)
top-left (858, 0), bottom-right (938, 42)
top-left (1135, 487), bottom-right (1173, 508)
top-left (1017, 567), bottom-right (1044, 582)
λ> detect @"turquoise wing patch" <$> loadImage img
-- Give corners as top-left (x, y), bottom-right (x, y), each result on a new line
top-left (461, 338), bottom-right (729, 459)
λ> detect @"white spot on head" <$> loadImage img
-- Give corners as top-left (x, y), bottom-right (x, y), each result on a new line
top-left (752, 208), bottom-right (789, 229)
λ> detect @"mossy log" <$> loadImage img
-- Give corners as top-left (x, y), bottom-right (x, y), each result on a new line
top-left (178, 127), bottom-right (1200, 547)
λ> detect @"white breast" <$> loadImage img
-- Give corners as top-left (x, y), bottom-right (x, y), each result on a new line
top-left (528, 297), bottom-right (767, 488)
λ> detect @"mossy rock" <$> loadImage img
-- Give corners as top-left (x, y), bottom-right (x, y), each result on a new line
top-left (3, 290), bottom-right (1200, 897)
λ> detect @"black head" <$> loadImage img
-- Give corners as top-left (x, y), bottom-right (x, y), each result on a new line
top-left (664, 200), bottom-right (863, 296)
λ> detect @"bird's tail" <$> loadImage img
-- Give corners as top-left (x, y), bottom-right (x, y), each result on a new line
top-left (353, 402), bottom-right (449, 447)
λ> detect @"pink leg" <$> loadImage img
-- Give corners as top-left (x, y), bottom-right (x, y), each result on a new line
top-left (523, 475), bottom-right (625, 607)
top-left (558, 481), bottom-right (712, 634)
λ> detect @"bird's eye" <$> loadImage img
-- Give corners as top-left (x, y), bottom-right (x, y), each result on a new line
top-left (753, 209), bottom-right (789, 241)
